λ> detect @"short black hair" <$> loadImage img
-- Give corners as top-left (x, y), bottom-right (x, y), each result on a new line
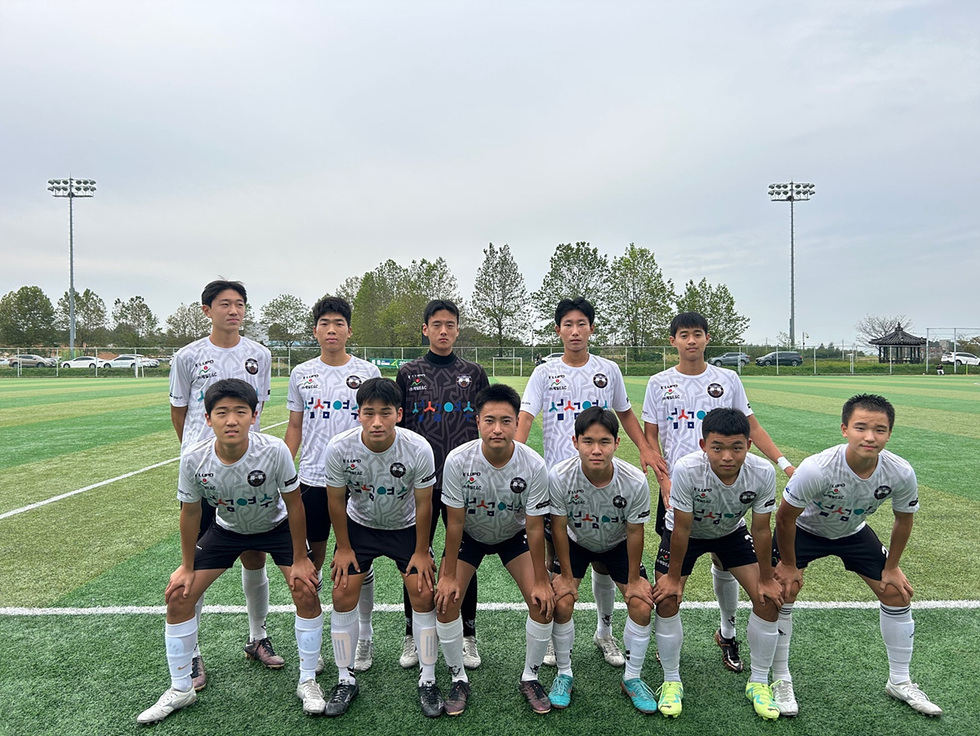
top-left (555, 297), bottom-right (595, 326)
top-left (670, 311), bottom-right (709, 337)
top-left (574, 406), bottom-right (619, 438)
top-left (201, 280), bottom-right (247, 307)
top-left (842, 393), bottom-right (895, 429)
top-left (204, 378), bottom-right (258, 414)
top-left (312, 296), bottom-right (352, 327)
top-left (356, 377), bottom-right (402, 409)
top-left (701, 407), bottom-right (750, 439)
top-left (424, 299), bottom-right (459, 324)
top-left (474, 383), bottom-right (520, 416)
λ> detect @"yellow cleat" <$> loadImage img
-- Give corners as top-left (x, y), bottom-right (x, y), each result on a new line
top-left (745, 682), bottom-right (780, 720)
top-left (657, 681), bottom-right (683, 717)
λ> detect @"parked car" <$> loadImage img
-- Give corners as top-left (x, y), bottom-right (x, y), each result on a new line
top-left (107, 354), bottom-right (160, 368)
top-left (62, 356), bottom-right (110, 369)
top-left (9, 354), bottom-right (57, 368)
top-left (538, 352), bottom-right (565, 364)
top-left (710, 352), bottom-right (751, 367)
top-left (755, 350), bottom-right (803, 367)
top-left (941, 351), bottom-right (980, 366)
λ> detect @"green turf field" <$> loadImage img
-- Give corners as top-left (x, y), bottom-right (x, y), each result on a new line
top-left (1, 374), bottom-right (978, 735)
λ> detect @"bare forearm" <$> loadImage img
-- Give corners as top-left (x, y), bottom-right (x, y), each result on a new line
top-left (886, 514), bottom-right (914, 570)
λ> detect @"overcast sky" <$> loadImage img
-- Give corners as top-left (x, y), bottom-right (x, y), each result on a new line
top-left (1, 0), bottom-right (977, 346)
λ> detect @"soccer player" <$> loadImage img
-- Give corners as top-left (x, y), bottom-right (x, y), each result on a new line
top-left (548, 407), bottom-right (657, 714)
top-left (642, 311), bottom-right (794, 674)
top-left (517, 296), bottom-right (659, 668)
top-left (137, 379), bottom-right (324, 724)
top-left (323, 378), bottom-right (442, 717)
top-left (651, 408), bottom-right (783, 720)
top-left (772, 394), bottom-right (942, 717)
top-left (168, 279), bottom-right (276, 689)
top-left (284, 296), bottom-right (380, 672)
top-left (395, 299), bottom-right (490, 670)
top-left (435, 384), bottom-right (555, 716)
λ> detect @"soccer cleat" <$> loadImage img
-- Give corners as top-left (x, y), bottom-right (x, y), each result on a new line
top-left (462, 635), bottom-right (482, 669)
top-left (399, 635), bottom-right (419, 668)
top-left (593, 633), bottom-right (625, 667)
top-left (353, 639), bottom-right (374, 672)
top-left (191, 655), bottom-right (207, 692)
top-left (745, 682), bottom-right (780, 720)
top-left (136, 687), bottom-right (196, 724)
top-left (324, 682), bottom-right (359, 717)
top-left (542, 639), bottom-right (557, 667)
top-left (656, 681), bottom-right (683, 717)
top-left (315, 654), bottom-right (325, 675)
top-left (885, 680), bottom-right (942, 716)
top-left (714, 629), bottom-right (743, 673)
top-left (419, 682), bottom-right (445, 717)
top-left (296, 679), bottom-right (327, 715)
top-left (771, 680), bottom-right (799, 717)
top-left (621, 678), bottom-right (658, 714)
top-left (444, 679), bottom-right (471, 716)
top-left (548, 673), bottom-right (573, 709)
top-left (244, 637), bottom-right (285, 669)
top-left (519, 679), bottom-right (552, 714)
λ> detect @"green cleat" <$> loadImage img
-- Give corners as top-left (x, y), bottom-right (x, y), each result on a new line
top-left (745, 682), bottom-right (780, 720)
top-left (621, 678), bottom-right (658, 714)
top-left (657, 681), bottom-right (683, 717)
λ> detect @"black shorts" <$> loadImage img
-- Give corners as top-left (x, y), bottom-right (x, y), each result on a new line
top-left (773, 524), bottom-right (888, 581)
top-left (556, 538), bottom-right (648, 585)
top-left (655, 526), bottom-right (758, 577)
top-left (301, 483), bottom-right (331, 542)
top-left (344, 519), bottom-right (427, 575)
top-left (455, 529), bottom-right (529, 569)
top-left (194, 520), bottom-right (305, 570)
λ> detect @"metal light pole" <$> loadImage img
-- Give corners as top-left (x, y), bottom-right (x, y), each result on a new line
top-left (768, 181), bottom-right (814, 349)
top-left (48, 177), bottom-right (97, 357)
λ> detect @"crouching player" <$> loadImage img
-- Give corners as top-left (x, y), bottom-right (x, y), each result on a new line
top-left (651, 408), bottom-right (783, 720)
top-left (137, 379), bottom-right (323, 724)
top-left (435, 384), bottom-right (555, 716)
top-left (772, 394), bottom-right (941, 717)
top-left (548, 407), bottom-right (657, 713)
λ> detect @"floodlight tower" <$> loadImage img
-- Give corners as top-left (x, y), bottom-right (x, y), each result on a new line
top-left (768, 181), bottom-right (814, 349)
top-left (48, 177), bottom-right (97, 357)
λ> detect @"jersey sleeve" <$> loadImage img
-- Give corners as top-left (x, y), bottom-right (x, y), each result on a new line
top-left (413, 438), bottom-right (437, 489)
top-left (548, 466), bottom-right (568, 517)
top-left (441, 450), bottom-right (465, 509)
top-left (176, 453), bottom-right (201, 503)
top-left (753, 464), bottom-right (777, 515)
top-left (781, 457), bottom-right (822, 509)
top-left (668, 462), bottom-right (695, 514)
top-left (276, 441), bottom-right (300, 494)
top-left (367, 362), bottom-right (382, 379)
top-left (626, 473), bottom-right (652, 525)
top-left (258, 346), bottom-right (272, 401)
top-left (890, 463), bottom-right (920, 514)
top-left (640, 376), bottom-right (661, 425)
top-left (525, 458), bottom-right (551, 517)
top-left (286, 367), bottom-right (304, 411)
top-left (609, 361), bottom-right (631, 412)
top-left (324, 435), bottom-right (346, 487)
top-left (520, 367), bottom-right (545, 417)
top-left (730, 376), bottom-right (753, 416)
top-left (475, 364), bottom-right (490, 392)
top-left (396, 365), bottom-right (410, 427)
top-left (169, 351), bottom-right (192, 408)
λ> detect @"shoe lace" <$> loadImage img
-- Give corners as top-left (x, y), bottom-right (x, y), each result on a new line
top-left (553, 676), bottom-right (572, 696)
top-left (657, 683), bottom-right (681, 700)
top-left (628, 680), bottom-right (656, 700)
top-left (597, 637), bottom-right (620, 655)
top-left (300, 681), bottom-right (322, 699)
top-left (329, 684), bottom-right (353, 704)
top-left (356, 640), bottom-right (371, 657)
top-left (421, 684), bottom-right (441, 705)
top-left (255, 637), bottom-right (276, 657)
top-left (402, 637), bottom-right (416, 655)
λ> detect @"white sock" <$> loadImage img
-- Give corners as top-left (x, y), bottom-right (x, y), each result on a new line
top-left (747, 612), bottom-right (778, 684)
top-left (655, 612), bottom-right (683, 682)
top-left (193, 594), bottom-right (205, 657)
top-left (242, 565), bottom-right (269, 641)
top-left (437, 616), bottom-right (468, 683)
top-left (623, 615), bottom-right (652, 681)
top-left (593, 572), bottom-right (616, 638)
top-left (358, 567), bottom-right (375, 642)
top-left (295, 613), bottom-right (323, 683)
top-left (772, 604), bottom-right (794, 682)
top-left (552, 620), bottom-right (575, 676)
top-left (880, 604), bottom-right (914, 684)
top-left (712, 565), bottom-right (738, 639)
top-left (523, 617), bottom-right (553, 681)
top-left (413, 609), bottom-right (438, 684)
top-left (331, 608), bottom-right (358, 684)
top-left (165, 619), bottom-right (198, 692)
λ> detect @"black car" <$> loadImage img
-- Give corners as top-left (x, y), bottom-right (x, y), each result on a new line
top-left (710, 352), bottom-right (751, 367)
top-left (755, 351), bottom-right (803, 367)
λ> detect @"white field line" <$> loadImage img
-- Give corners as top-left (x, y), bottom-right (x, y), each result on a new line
top-left (0, 420), bottom-right (290, 522)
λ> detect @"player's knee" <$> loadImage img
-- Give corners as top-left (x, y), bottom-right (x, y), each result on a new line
top-left (627, 598), bottom-right (652, 626)
top-left (331, 586), bottom-right (359, 612)
top-left (656, 599), bottom-right (678, 618)
top-left (555, 596), bottom-right (574, 624)
top-left (167, 595), bottom-right (197, 622)
top-left (751, 599), bottom-right (779, 622)
top-left (240, 549), bottom-right (266, 569)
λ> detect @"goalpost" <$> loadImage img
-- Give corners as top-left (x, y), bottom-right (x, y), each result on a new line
top-left (491, 356), bottom-right (523, 378)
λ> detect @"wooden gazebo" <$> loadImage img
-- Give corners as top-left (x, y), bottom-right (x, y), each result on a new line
top-left (869, 323), bottom-right (926, 363)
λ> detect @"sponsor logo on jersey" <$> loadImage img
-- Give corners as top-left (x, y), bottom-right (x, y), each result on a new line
top-left (247, 470), bottom-right (266, 487)
top-left (390, 462), bottom-right (406, 478)
top-left (661, 386), bottom-right (681, 400)
top-left (346, 375), bottom-right (363, 389)
top-left (244, 357), bottom-right (259, 375)
top-left (456, 374), bottom-right (472, 388)
top-left (407, 374), bottom-right (428, 392)
top-left (707, 382), bottom-right (724, 398)
top-left (873, 485), bottom-right (892, 500)
top-left (613, 495), bottom-right (627, 509)
top-left (197, 362), bottom-right (217, 379)
top-left (300, 375), bottom-right (319, 390)
top-left (593, 373), bottom-right (608, 388)
top-left (739, 490), bottom-right (757, 504)
top-left (510, 477), bottom-right (527, 494)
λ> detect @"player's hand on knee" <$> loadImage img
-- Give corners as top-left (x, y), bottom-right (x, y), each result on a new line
top-left (330, 548), bottom-right (359, 589)
top-left (532, 581), bottom-right (556, 619)
top-left (880, 567), bottom-right (913, 605)
top-left (434, 575), bottom-right (460, 614)
top-left (165, 565), bottom-right (195, 604)
top-left (408, 552), bottom-right (436, 592)
top-left (625, 579), bottom-right (655, 608)
top-left (551, 574), bottom-right (578, 603)
top-left (290, 557), bottom-right (318, 595)
top-left (757, 577), bottom-right (784, 609)
top-left (774, 561), bottom-right (803, 598)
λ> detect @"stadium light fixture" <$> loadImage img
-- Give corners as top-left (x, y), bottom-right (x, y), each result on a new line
top-left (768, 181), bottom-right (815, 349)
top-left (48, 177), bottom-right (97, 358)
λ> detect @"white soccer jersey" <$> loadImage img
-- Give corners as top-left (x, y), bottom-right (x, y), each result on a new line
top-left (442, 439), bottom-right (550, 545)
top-left (642, 365), bottom-right (753, 474)
top-left (325, 426), bottom-right (436, 531)
top-left (287, 355), bottom-right (381, 486)
top-left (177, 433), bottom-right (299, 534)
top-left (549, 456), bottom-right (651, 552)
top-left (782, 444), bottom-right (919, 540)
top-left (521, 354), bottom-right (632, 468)
top-left (667, 450), bottom-right (776, 539)
top-left (169, 336), bottom-right (272, 448)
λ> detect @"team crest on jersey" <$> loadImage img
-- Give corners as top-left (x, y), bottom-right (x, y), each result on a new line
top-left (613, 495), bottom-right (627, 509)
top-left (593, 373), bottom-right (608, 388)
top-left (456, 374), bottom-right (472, 388)
top-left (510, 477), bottom-right (527, 494)
top-left (707, 383), bottom-right (724, 398)
top-left (873, 485), bottom-right (892, 500)
top-left (346, 375), bottom-right (363, 389)
top-left (247, 470), bottom-right (266, 487)
top-left (739, 490), bottom-right (757, 504)
top-left (390, 462), bottom-right (406, 478)
top-left (244, 357), bottom-right (259, 375)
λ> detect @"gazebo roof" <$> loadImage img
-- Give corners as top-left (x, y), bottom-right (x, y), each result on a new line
top-left (869, 323), bottom-right (926, 346)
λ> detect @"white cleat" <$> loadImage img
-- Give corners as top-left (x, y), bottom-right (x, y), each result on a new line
top-left (885, 680), bottom-right (942, 717)
top-left (353, 639), bottom-right (375, 672)
top-left (462, 635), bottom-right (482, 670)
top-left (542, 639), bottom-right (557, 667)
top-left (136, 687), bottom-right (196, 724)
top-left (593, 633), bottom-right (625, 667)
top-left (296, 679), bottom-right (327, 715)
top-left (315, 654), bottom-right (325, 675)
top-left (399, 635), bottom-right (418, 668)
top-left (771, 679), bottom-right (799, 717)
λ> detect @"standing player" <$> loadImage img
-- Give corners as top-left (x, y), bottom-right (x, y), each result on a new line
top-left (517, 296), bottom-right (659, 667)
top-left (137, 380), bottom-right (324, 724)
top-left (323, 378), bottom-right (442, 718)
top-left (651, 408), bottom-right (783, 720)
top-left (548, 407), bottom-right (657, 714)
top-left (642, 311), bottom-right (794, 674)
top-left (772, 394), bottom-right (942, 717)
top-left (435, 384), bottom-right (555, 716)
top-left (168, 279), bottom-right (275, 689)
top-left (284, 296), bottom-right (380, 671)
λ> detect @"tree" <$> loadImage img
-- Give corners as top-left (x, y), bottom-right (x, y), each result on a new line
top-left (604, 244), bottom-right (675, 345)
top-left (335, 275), bottom-right (362, 307)
top-left (469, 243), bottom-right (530, 352)
top-left (0, 286), bottom-right (57, 346)
top-left (111, 296), bottom-right (160, 346)
top-left (54, 288), bottom-right (109, 345)
top-left (260, 294), bottom-right (309, 346)
top-left (165, 303), bottom-right (212, 345)
top-left (675, 278), bottom-right (750, 346)
top-left (530, 242), bottom-right (610, 343)
top-left (854, 314), bottom-right (912, 347)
